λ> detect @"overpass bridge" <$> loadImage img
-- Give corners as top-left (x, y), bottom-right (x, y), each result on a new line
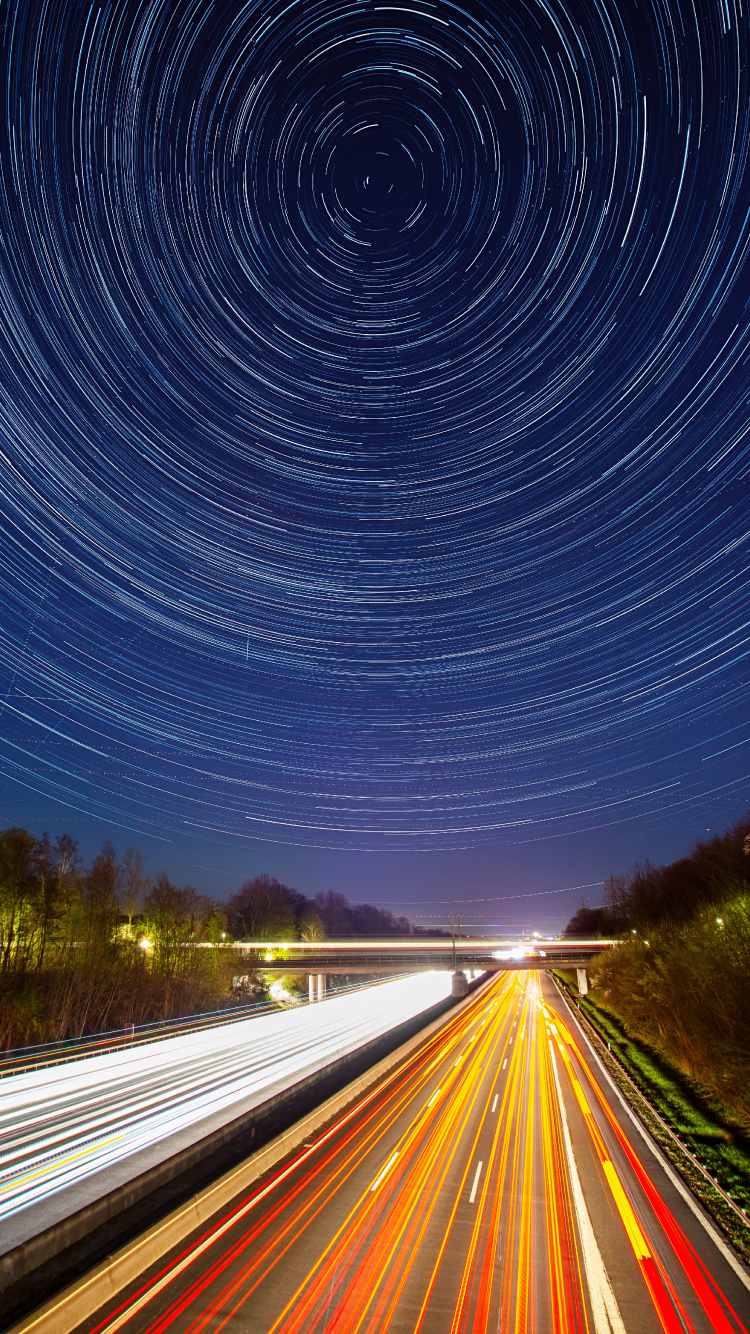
top-left (229, 938), bottom-right (614, 997)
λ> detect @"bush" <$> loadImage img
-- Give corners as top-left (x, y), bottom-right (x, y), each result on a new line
top-left (592, 891), bottom-right (750, 1127)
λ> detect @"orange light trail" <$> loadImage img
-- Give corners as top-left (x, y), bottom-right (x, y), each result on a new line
top-left (88, 973), bottom-right (750, 1334)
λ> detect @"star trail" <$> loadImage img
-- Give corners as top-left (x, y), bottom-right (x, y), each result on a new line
top-left (0, 0), bottom-right (748, 880)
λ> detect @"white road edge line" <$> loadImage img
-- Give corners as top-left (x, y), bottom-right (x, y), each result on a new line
top-left (550, 1045), bottom-right (626, 1334)
top-left (469, 1160), bottom-right (483, 1204)
top-left (370, 1151), bottom-right (399, 1192)
top-left (558, 987), bottom-right (750, 1294)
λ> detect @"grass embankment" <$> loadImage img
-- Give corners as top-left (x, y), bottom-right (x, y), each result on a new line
top-left (553, 970), bottom-right (750, 1263)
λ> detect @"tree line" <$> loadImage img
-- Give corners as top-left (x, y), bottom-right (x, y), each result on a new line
top-left (0, 826), bottom-right (421, 1050)
top-left (225, 876), bottom-right (417, 941)
top-left (565, 813), bottom-right (750, 1127)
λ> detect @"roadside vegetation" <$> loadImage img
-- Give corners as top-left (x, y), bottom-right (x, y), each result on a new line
top-left (561, 812), bottom-right (750, 1254)
top-left (0, 826), bottom-right (419, 1049)
top-left (565, 813), bottom-right (750, 1128)
top-left (554, 969), bottom-right (750, 1261)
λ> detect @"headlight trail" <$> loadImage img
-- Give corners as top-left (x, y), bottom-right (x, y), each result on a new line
top-left (79, 972), bottom-right (750, 1334)
top-left (0, 976), bottom-right (415, 1081)
top-left (0, 972), bottom-right (450, 1242)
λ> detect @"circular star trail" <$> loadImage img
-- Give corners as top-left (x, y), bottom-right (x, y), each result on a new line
top-left (0, 0), bottom-right (748, 850)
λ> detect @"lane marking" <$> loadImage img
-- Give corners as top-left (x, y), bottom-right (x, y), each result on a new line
top-left (426, 1087), bottom-right (442, 1108)
top-left (491, 1094), bottom-right (499, 1112)
top-left (469, 1160), bottom-right (483, 1204)
top-left (551, 1003), bottom-right (745, 1332)
top-left (64, 985), bottom-right (489, 1334)
top-left (552, 1049), bottom-right (630, 1334)
top-left (502, 1059), bottom-right (507, 1069)
top-left (0, 1134), bottom-right (124, 1197)
top-left (370, 1151), bottom-right (399, 1193)
top-left (551, 1034), bottom-right (671, 1322)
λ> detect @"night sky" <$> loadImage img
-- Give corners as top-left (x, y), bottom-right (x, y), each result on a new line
top-left (1, 0), bottom-right (748, 931)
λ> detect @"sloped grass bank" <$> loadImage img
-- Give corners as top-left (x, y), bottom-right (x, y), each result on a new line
top-left (553, 971), bottom-right (750, 1263)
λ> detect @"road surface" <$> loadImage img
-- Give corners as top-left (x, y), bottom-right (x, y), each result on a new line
top-left (73, 970), bottom-right (750, 1333)
top-left (0, 972), bottom-right (452, 1259)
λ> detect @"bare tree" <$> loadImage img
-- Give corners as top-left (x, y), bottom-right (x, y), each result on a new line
top-left (227, 875), bottom-right (296, 940)
top-left (121, 845), bottom-right (149, 931)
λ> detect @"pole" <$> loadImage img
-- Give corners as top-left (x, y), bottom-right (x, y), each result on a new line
top-left (451, 913), bottom-right (456, 969)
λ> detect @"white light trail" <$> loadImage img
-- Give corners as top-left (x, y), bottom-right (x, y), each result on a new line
top-left (0, 973), bottom-right (450, 1232)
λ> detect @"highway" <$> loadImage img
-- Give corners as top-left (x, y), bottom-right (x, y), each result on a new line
top-left (0, 972), bottom-right (452, 1259)
top-left (72, 971), bottom-right (750, 1334)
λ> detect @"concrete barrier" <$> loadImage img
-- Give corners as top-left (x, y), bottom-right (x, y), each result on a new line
top-left (4, 975), bottom-right (490, 1334)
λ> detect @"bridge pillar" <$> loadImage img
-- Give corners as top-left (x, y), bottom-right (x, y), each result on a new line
top-left (576, 967), bottom-right (589, 996)
top-left (451, 970), bottom-right (469, 998)
top-left (308, 974), bottom-right (316, 1004)
top-left (317, 973), bottom-right (327, 1002)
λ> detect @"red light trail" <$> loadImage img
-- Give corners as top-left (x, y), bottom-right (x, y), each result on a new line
top-left (84, 974), bottom-right (750, 1334)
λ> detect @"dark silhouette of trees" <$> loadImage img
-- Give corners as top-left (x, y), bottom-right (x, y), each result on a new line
top-left (313, 890), bottom-right (352, 937)
top-left (563, 905), bottom-right (614, 937)
top-left (226, 875), bottom-right (298, 940)
top-left (312, 890), bottom-right (414, 938)
top-left (565, 813), bottom-right (750, 936)
top-left (225, 878), bottom-right (416, 941)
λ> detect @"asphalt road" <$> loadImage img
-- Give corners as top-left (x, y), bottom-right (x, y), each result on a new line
top-left (0, 972), bottom-right (452, 1258)
top-left (76, 971), bottom-right (750, 1334)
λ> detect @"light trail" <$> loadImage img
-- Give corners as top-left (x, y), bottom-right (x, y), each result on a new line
top-left (78, 972), bottom-right (750, 1334)
top-left (550, 1001), bottom-right (748, 1334)
top-left (3, 0), bottom-right (750, 861)
top-left (0, 977), bottom-right (407, 1081)
top-left (0, 973), bottom-right (451, 1240)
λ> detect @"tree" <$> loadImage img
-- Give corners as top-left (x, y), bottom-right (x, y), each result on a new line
top-left (299, 909), bottom-right (325, 941)
top-left (142, 874), bottom-right (214, 975)
top-left (121, 845), bottom-right (149, 931)
top-left (226, 875), bottom-right (297, 940)
top-left (563, 905), bottom-right (612, 937)
top-left (314, 891), bottom-right (353, 937)
top-left (350, 902), bottom-right (407, 937)
top-left (314, 891), bottom-right (412, 938)
top-left (83, 842), bottom-right (120, 958)
top-left (0, 828), bottom-right (41, 972)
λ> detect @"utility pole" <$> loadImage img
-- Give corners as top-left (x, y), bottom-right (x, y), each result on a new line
top-left (450, 910), bottom-right (468, 998)
top-left (451, 912), bottom-right (456, 969)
